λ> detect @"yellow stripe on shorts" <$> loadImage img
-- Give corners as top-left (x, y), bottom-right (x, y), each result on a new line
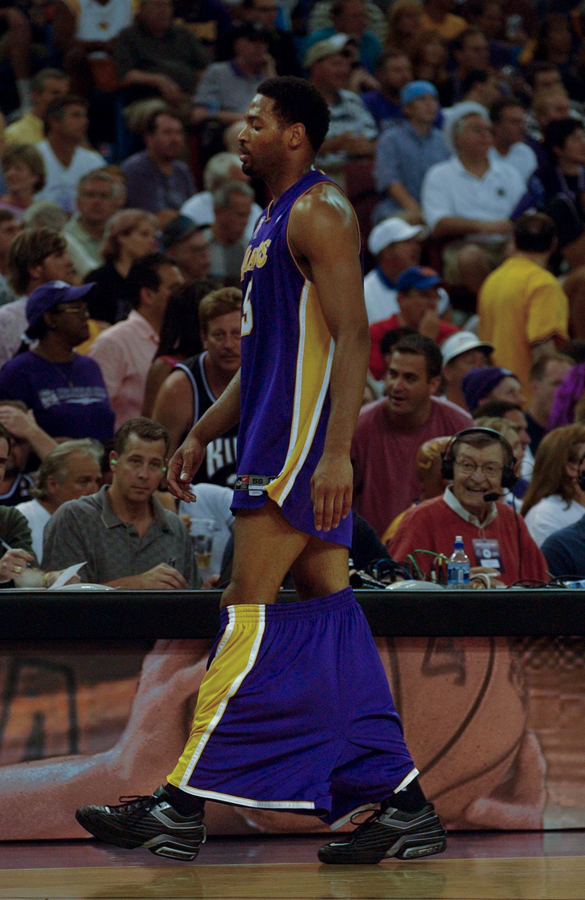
top-left (168, 605), bottom-right (266, 789)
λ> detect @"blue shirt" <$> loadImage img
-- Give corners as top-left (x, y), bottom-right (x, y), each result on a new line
top-left (541, 515), bottom-right (585, 577)
top-left (374, 120), bottom-right (450, 222)
top-left (361, 91), bottom-right (403, 132)
top-left (0, 351), bottom-right (115, 443)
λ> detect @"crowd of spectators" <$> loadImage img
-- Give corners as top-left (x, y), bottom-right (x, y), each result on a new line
top-left (0, 0), bottom-right (585, 588)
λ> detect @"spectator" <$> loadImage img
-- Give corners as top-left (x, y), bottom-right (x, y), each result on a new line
top-left (52, 0), bottom-right (134, 97)
top-left (447, 27), bottom-right (490, 102)
top-left (142, 280), bottom-right (215, 417)
top-left (5, 69), bottom-right (69, 147)
top-left (192, 22), bottom-right (272, 129)
top-left (460, 69), bottom-right (502, 110)
top-left (160, 216), bottom-right (211, 284)
top-left (521, 424), bottom-right (585, 546)
top-left (410, 29), bottom-right (452, 108)
top-left (352, 333), bottom-right (473, 536)
top-left (0, 143), bottom-right (46, 217)
top-left (0, 211), bottom-right (21, 305)
top-left (419, 0), bottom-right (466, 41)
top-left (0, 6), bottom-right (36, 115)
top-left (100, 164), bottom-right (127, 210)
top-left (113, 0), bottom-right (209, 106)
top-left (121, 109), bottom-right (194, 225)
top-left (369, 266), bottom-right (458, 379)
top-left (85, 209), bottom-right (158, 324)
top-left (421, 102), bottom-right (525, 297)
top-left (305, 34), bottom-right (377, 178)
top-left (16, 438), bottom-right (102, 560)
top-left (389, 426), bottom-right (548, 584)
top-left (42, 417), bottom-right (197, 589)
top-left (181, 151), bottom-right (263, 244)
top-left (473, 413), bottom-right (527, 500)
top-left (63, 170), bottom-right (118, 271)
top-left (441, 331), bottom-right (493, 410)
top-left (0, 281), bottom-right (115, 442)
top-left (173, 0), bottom-right (232, 60)
top-left (89, 253), bottom-right (184, 429)
top-left (374, 79), bottom-right (449, 225)
top-left (525, 61), bottom-right (564, 98)
top-left (471, 396), bottom-right (533, 482)
top-left (22, 198), bottom-right (96, 283)
top-left (204, 181), bottom-right (254, 279)
top-left (363, 217), bottom-right (449, 325)
top-left (385, 0), bottom-right (422, 59)
top-left (541, 480), bottom-right (585, 577)
top-left (462, 365), bottom-right (524, 413)
top-left (0, 227), bottom-right (75, 369)
top-left (478, 213), bottom-right (569, 401)
top-left (36, 95), bottom-right (106, 215)
top-left (304, 0), bottom-right (382, 74)
top-left (0, 401), bottom-right (56, 507)
top-left (515, 119), bottom-right (585, 274)
top-left (525, 353), bottom-right (574, 454)
top-left (361, 50), bottom-right (413, 132)
top-left (152, 286), bottom-right (241, 466)
top-left (525, 87), bottom-right (573, 168)
top-left (239, 0), bottom-right (300, 76)
top-left (489, 98), bottom-right (538, 182)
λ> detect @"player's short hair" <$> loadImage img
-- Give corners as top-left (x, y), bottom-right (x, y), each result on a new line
top-left (33, 439), bottom-right (103, 500)
top-left (7, 226), bottom-right (66, 295)
top-left (392, 333), bottom-right (443, 380)
top-left (257, 77), bottom-right (330, 153)
top-left (198, 287), bottom-right (242, 334)
top-left (513, 212), bottom-right (556, 253)
top-left (114, 417), bottom-right (170, 457)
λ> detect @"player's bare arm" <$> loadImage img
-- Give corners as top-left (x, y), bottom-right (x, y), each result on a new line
top-left (167, 369), bottom-right (241, 502)
top-left (288, 183), bottom-right (370, 532)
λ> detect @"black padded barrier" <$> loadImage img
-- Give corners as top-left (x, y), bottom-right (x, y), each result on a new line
top-left (0, 589), bottom-right (584, 640)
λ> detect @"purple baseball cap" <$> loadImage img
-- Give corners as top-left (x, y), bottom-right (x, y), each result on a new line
top-left (396, 266), bottom-right (442, 291)
top-left (26, 280), bottom-right (95, 333)
top-left (462, 365), bottom-right (519, 412)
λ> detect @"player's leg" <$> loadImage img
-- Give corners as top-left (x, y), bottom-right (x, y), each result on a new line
top-left (288, 539), bottom-right (446, 864)
top-left (76, 501), bottom-right (312, 859)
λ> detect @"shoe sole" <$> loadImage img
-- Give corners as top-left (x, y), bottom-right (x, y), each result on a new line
top-left (318, 829), bottom-right (447, 865)
top-left (75, 810), bottom-right (201, 861)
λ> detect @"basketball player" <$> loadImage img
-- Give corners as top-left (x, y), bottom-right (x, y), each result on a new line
top-left (75, 77), bottom-right (447, 865)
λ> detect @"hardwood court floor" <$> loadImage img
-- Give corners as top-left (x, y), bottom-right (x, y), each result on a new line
top-left (0, 832), bottom-right (585, 900)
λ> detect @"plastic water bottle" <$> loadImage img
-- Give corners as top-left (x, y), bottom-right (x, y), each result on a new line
top-left (448, 536), bottom-right (470, 588)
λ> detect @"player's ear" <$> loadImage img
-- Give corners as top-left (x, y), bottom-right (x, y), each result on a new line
top-left (288, 122), bottom-right (306, 150)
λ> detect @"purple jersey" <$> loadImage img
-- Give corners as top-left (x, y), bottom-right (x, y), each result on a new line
top-left (232, 169), bottom-right (354, 547)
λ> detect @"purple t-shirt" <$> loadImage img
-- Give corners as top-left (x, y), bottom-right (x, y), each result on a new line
top-left (121, 151), bottom-right (195, 214)
top-left (0, 351), bottom-right (115, 442)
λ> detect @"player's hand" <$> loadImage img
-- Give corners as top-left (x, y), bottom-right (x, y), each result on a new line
top-left (167, 433), bottom-right (206, 503)
top-left (311, 452), bottom-right (353, 532)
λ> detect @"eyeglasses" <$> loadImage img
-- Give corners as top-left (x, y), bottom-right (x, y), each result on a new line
top-left (53, 303), bottom-right (90, 318)
top-left (455, 460), bottom-right (504, 478)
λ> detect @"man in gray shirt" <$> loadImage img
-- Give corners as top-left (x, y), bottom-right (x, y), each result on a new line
top-left (206, 181), bottom-right (254, 279)
top-left (42, 418), bottom-right (198, 589)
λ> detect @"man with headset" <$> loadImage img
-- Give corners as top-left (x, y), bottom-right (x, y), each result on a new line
top-left (389, 427), bottom-right (548, 585)
top-left (42, 417), bottom-right (197, 589)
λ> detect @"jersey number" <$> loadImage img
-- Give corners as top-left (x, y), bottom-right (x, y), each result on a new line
top-left (241, 279), bottom-right (254, 336)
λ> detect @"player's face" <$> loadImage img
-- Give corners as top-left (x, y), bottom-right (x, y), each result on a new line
top-left (202, 310), bottom-right (242, 375)
top-left (239, 95), bottom-right (288, 180)
top-left (111, 435), bottom-right (167, 502)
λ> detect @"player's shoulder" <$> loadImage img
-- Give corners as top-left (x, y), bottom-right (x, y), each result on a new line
top-left (292, 178), bottom-right (354, 223)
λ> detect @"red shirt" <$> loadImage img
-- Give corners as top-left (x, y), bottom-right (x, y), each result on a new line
top-left (389, 493), bottom-right (548, 585)
top-left (369, 315), bottom-right (459, 380)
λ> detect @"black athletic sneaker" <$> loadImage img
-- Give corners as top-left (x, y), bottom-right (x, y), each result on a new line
top-left (75, 785), bottom-right (206, 861)
top-left (317, 803), bottom-right (446, 865)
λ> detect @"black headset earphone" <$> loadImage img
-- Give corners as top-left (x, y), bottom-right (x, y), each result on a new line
top-left (441, 427), bottom-right (518, 489)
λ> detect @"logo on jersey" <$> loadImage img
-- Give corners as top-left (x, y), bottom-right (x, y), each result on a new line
top-left (241, 240), bottom-right (271, 279)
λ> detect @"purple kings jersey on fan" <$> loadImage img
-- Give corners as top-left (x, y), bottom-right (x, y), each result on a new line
top-left (232, 169), bottom-right (352, 547)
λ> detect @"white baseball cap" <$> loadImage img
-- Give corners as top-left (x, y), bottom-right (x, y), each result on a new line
top-left (442, 101), bottom-right (490, 152)
top-left (303, 33), bottom-right (354, 68)
top-left (441, 331), bottom-right (493, 367)
top-left (367, 218), bottom-right (424, 256)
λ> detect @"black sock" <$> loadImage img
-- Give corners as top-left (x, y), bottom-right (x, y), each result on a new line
top-left (164, 783), bottom-right (205, 817)
top-left (383, 777), bottom-right (427, 814)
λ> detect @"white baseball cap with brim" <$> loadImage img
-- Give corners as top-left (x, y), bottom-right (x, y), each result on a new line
top-left (442, 101), bottom-right (490, 152)
top-left (441, 330), bottom-right (494, 367)
top-left (303, 33), bottom-right (354, 69)
top-left (367, 218), bottom-right (424, 256)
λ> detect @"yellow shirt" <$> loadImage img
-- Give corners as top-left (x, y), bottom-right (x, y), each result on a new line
top-left (420, 11), bottom-right (467, 40)
top-left (4, 112), bottom-right (44, 146)
top-left (478, 256), bottom-right (569, 401)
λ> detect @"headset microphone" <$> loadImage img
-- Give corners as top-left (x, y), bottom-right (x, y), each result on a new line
top-left (483, 492), bottom-right (500, 502)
